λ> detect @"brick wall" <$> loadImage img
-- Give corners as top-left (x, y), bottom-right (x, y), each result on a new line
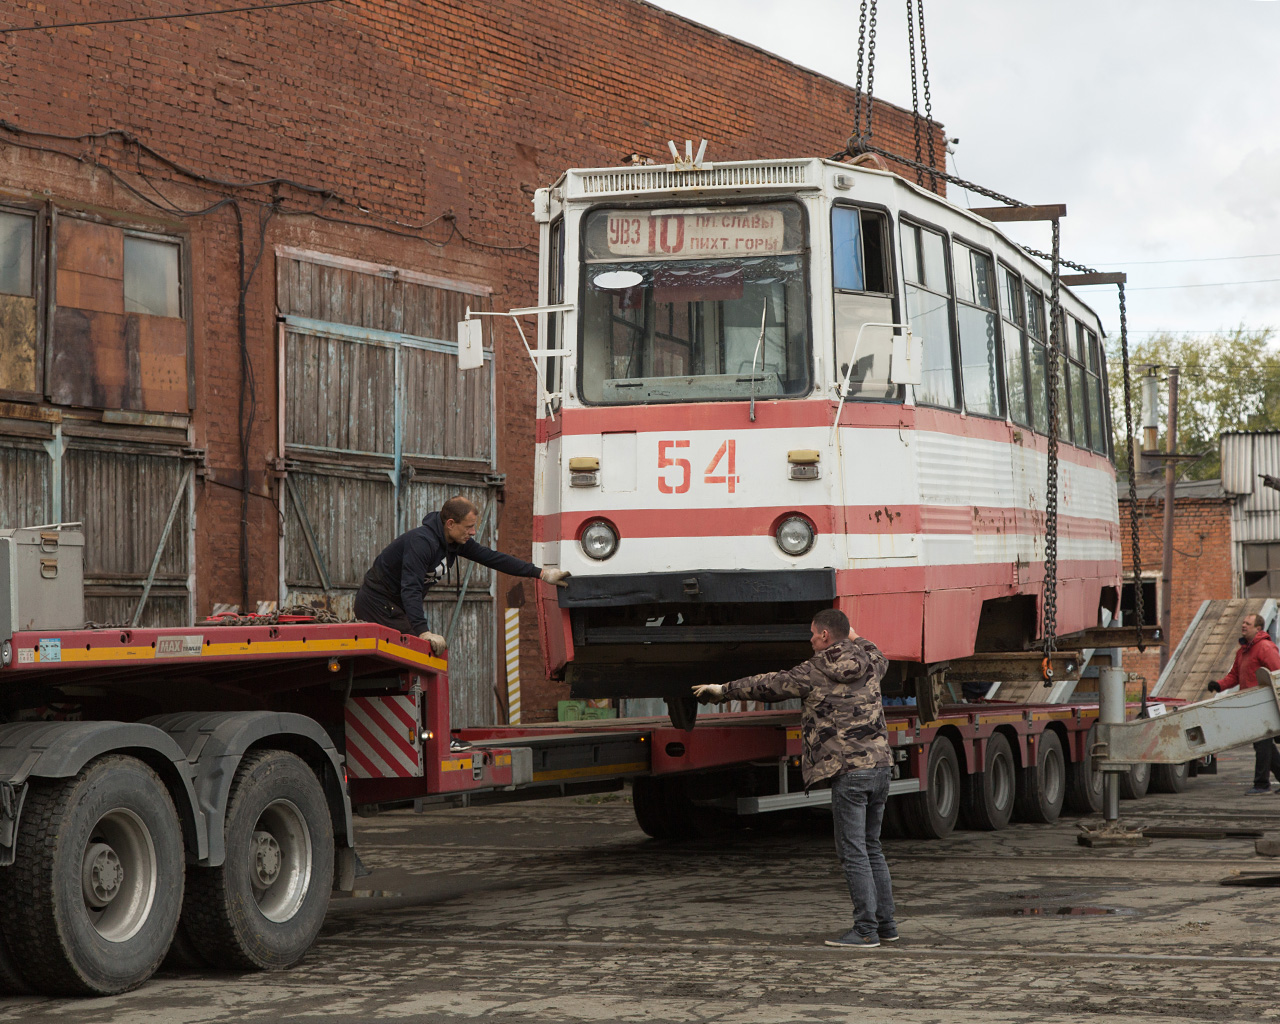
top-left (1117, 493), bottom-right (1234, 687)
top-left (0, 0), bottom-right (944, 721)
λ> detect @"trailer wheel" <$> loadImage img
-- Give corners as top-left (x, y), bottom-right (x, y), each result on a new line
top-left (961, 732), bottom-right (1015, 831)
top-left (1119, 761), bottom-right (1150, 800)
top-left (1150, 761), bottom-right (1191, 793)
top-left (1063, 724), bottom-right (1103, 814)
top-left (183, 750), bottom-right (333, 970)
top-left (1014, 729), bottom-right (1065, 824)
top-left (902, 738), bottom-right (960, 839)
top-left (0, 756), bottom-right (184, 995)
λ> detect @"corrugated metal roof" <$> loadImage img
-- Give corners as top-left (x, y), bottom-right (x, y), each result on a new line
top-left (1223, 431), bottom-right (1280, 509)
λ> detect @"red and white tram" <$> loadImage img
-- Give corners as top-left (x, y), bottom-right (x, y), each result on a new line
top-left (523, 155), bottom-right (1120, 722)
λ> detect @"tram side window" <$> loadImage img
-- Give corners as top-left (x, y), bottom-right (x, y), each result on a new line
top-left (545, 218), bottom-right (565, 397)
top-left (1060, 315), bottom-right (1087, 447)
top-left (1000, 267), bottom-right (1030, 427)
top-left (953, 243), bottom-right (1002, 418)
top-left (900, 221), bottom-right (956, 408)
top-left (1081, 324), bottom-right (1107, 454)
top-left (1024, 285), bottom-right (1049, 434)
top-left (832, 206), bottom-right (895, 400)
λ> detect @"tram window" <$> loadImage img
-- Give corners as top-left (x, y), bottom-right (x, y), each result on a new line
top-left (1082, 324), bottom-right (1107, 454)
top-left (1025, 285), bottom-right (1049, 435)
top-left (578, 203), bottom-right (811, 404)
top-left (954, 243), bottom-right (1002, 418)
top-left (900, 221), bottom-right (956, 408)
top-left (1000, 267), bottom-right (1030, 427)
top-left (833, 207), bottom-right (895, 399)
top-left (545, 218), bottom-right (565, 398)
top-left (831, 207), bottom-right (888, 292)
top-left (1061, 315), bottom-right (1087, 446)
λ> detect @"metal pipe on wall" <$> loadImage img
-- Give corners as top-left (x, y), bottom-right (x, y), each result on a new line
top-left (1159, 367), bottom-right (1178, 671)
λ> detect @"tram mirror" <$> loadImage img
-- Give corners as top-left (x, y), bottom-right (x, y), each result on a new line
top-left (457, 318), bottom-right (485, 370)
top-left (890, 330), bottom-right (923, 386)
top-left (592, 270), bottom-right (644, 290)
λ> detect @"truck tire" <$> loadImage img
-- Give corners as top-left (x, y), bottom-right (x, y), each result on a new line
top-left (961, 732), bottom-right (1015, 831)
top-left (161, 918), bottom-right (208, 971)
top-left (1119, 761), bottom-right (1150, 800)
top-left (1063, 724), bottom-right (1103, 814)
top-left (0, 920), bottom-right (31, 994)
top-left (183, 750), bottom-right (333, 970)
top-left (0, 755), bottom-right (184, 995)
top-left (1014, 729), bottom-right (1065, 824)
top-left (902, 738), bottom-right (960, 839)
top-left (1150, 761), bottom-right (1191, 793)
top-left (632, 777), bottom-right (679, 840)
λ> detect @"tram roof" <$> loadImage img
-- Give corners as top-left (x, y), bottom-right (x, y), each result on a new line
top-left (547, 157), bottom-right (1107, 331)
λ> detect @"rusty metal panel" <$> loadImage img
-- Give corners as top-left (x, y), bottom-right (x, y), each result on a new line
top-left (0, 294), bottom-right (39, 395)
top-left (283, 328), bottom-right (396, 455)
top-left (0, 440), bottom-right (51, 528)
top-left (62, 444), bottom-right (190, 624)
top-left (284, 469), bottom-right (395, 588)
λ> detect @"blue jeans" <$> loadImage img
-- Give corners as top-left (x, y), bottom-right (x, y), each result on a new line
top-left (831, 766), bottom-right (896, 937)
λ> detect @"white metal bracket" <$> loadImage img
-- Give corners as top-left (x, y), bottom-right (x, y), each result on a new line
top-left (458, 303), bottom-right (575, 420)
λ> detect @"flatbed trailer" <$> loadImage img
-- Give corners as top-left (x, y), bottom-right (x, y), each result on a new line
top-left (0, 611), bottom-right (1185, 996)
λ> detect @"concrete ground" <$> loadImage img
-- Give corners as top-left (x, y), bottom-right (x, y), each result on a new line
top-left (6, 746), bottom-right (1280, 1023)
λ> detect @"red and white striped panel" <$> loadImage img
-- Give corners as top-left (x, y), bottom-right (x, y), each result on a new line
top-left (344, 693), bottom-right (423, 779)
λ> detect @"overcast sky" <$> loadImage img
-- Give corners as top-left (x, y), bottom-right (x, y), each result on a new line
top-left (649, 0), bottom-right (1280, 345)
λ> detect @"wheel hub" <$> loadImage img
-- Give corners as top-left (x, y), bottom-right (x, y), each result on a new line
top-left (83, 841), bottom-right (124, 908)
top-left (252, 830), bottom-right (283, 887)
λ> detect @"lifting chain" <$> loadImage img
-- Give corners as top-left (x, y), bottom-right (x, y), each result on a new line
top-left (1117, 283), bottom-right (1146, 650)
top-left (903, 0), bottom-right (939, 192)
top-left (906, 0), bottom-right (923, 184)
top-left (1042, 218), bottom-right (1063, 666)
top-left (848, 0), bottom-right (879, 152)
top-left (916, 0), bottom-right (939, 192)
top-left (205, 604), bottom-right (342, 626)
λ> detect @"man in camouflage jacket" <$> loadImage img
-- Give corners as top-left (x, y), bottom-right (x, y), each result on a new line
top-left (693, 608), bottom-right (897, 950)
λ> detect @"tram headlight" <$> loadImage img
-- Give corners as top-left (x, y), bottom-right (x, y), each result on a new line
top-left (776, 516), bottom-right (815, 556)
top-left (580, 520), bottom-right (619, 560)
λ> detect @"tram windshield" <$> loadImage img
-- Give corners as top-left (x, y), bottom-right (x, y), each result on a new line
top-left (578, 203), bottom-right (810, 404)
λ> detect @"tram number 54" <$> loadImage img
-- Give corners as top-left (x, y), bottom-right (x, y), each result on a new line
top-left (657, 440), bottom-right (738, 495)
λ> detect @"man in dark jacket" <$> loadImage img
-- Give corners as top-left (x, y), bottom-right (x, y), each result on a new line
top-left (354, 496), bottom-right (569, 653)
top-left (1207, 613), bottom-right (1280, 793)
top-left (692, 608), bottom-right (896, 950)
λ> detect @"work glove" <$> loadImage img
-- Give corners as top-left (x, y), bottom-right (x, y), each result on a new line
top-left (692, 683), bottom-right (728, 704)
top-left (541, 568), bottom-right (572, 587)
top-left (1206, 680), bottom-right (1221, 694)
top-left (418, 631), bottom-right (446, 655)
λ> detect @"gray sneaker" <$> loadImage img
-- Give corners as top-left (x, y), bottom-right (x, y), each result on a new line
top-left (825, 929), bottom-right (880, 949)
top-left (878, 925), bottom-right (900, 942)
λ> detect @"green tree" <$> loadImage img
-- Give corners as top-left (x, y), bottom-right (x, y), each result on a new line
top-left (1106, 327), bottom-right (1280, 481)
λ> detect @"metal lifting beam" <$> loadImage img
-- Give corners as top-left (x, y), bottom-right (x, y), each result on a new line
top-left (1100, 668), bottom-right (1280, 767)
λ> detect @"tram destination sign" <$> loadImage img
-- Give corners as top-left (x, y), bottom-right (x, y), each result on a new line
top-left (603, 207), bottom-right (787, 259)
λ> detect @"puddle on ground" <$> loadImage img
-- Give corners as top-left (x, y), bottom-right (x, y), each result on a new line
top-left (1006, 905), bottom-right (1133, 917)
top-left (335, 890), bottom-right (405, 899)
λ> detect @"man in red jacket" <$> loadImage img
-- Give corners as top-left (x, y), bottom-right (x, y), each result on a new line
top-left (1207, 614), bottom-right (1280, 793)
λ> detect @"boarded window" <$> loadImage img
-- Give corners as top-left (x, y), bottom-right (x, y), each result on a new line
top-left (48, 217), bottom-right (188, 413)
top-left (0, 209), bottom-right (40, 397)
